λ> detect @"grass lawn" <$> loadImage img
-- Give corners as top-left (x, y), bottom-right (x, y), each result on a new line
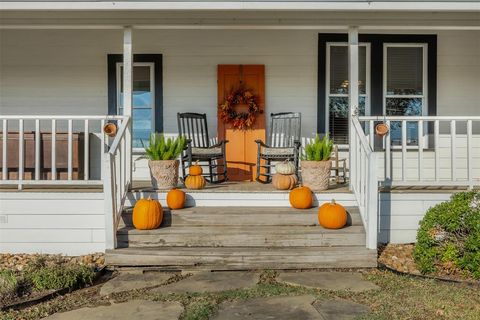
top-left (1, 269), bottom-right (479, 320)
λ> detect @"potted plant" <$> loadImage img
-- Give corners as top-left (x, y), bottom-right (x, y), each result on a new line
top-left (301, 134), bottom-right (333, 191)
top-left (143, 133), bottom-right (186, 189)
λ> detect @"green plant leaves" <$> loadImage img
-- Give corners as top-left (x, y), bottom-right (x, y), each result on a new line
top-left (143, 133), bottom-right (187, 161)
top-left (413, 191), bottom-right (480, 278)
top-left (302, 134), bottom-right (334, 161)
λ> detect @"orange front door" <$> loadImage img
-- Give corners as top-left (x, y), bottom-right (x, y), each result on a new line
top-left (217, 65), bottom-right (266, 181)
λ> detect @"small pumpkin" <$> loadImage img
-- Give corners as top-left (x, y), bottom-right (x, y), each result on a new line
top-left (185, 175), bottom-right (206, 190)
top-left (166, 188), bottom-right (186, 210)
top-left (275, 160), bottom-right (296, 175)
top-left (189, 161), bottom-right (203, 176)
top-left (289, 185), bottom-right (313, 209)
top-left (272, 173), bottom-right (298, 190)
top-left (318, 199), bottom-right (347, 229)
top-left (132, 197), bottom-right (163, 230)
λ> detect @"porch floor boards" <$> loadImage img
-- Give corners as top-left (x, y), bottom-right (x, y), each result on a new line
top-left (106, 206), bottom-right (377, 270)
top-left (0, 180), bottom-right (470, 193)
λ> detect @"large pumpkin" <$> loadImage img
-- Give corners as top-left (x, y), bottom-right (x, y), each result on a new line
top-left (189, 161), bottom-right (203, 176)
top-left (318, 200), bottom-right (347, 229)
top-left (289, 186), bottom-right (313, 209)
top-left (132, 198), bottom-right (163, 230)
top-left (185, 175), bottom-right (206, 190)
top-left (272, 174), bottom-right (298, 190)
top-left (166, 188), bottom-right (186, 210)
top-left (275, 160), bottom-right (296, 175)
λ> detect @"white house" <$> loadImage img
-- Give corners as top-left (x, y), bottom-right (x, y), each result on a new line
top-left (0, 1), bottom-right (479, 269)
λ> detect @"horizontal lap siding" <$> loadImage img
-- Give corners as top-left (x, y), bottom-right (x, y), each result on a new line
top-left (379, 192), bottom-right (453, 243)
top-left (0, 193), bottom-right (105, 255)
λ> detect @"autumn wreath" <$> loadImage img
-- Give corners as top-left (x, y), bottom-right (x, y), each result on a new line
top-left (219, 88), bottom-right (260, 130)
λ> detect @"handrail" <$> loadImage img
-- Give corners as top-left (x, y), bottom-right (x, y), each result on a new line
top-left (360, 115), bottom-right (480, 121)
top-left (358, 115), bottom-right (479, 188)
top-left (108, 116), bottom-right (130, 155)
top-left (351, 116), bottom-right (378, 250)
top-left (103, 116), bottom-right (131, 249)
top-left (0, 114), bottom-right (127, 189)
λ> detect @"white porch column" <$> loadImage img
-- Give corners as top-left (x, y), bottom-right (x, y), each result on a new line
top-left (348, 26), bottom-right (359, 191)
top-left (123, 26), bottom-right (133, 184)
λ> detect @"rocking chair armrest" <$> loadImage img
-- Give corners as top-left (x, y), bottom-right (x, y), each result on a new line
top-left (255, 139), bottom-right (269, 148)
top-left (293, 140), bottom-right (302, 149)
top-left (210, 140), bottom-right (229, 148)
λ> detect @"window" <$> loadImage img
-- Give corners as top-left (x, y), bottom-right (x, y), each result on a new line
top-left (384, 44), bottom-right (427, 146)
top-left (116, 63), bottom-right (155, 148)
top-left (107, 54), bottom-right (163, 152)
top-left (326, 43), bottom-right (370, 144)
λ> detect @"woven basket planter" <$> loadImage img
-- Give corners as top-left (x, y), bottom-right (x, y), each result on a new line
top-left (148, 160), bottom-right (179, 190)
top-left (301, 160), bottom-right (332, 191)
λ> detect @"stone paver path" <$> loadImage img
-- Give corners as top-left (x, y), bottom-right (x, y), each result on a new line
top-left (313, 299), bottom-right (370, 320)
top-left (278, 271), bottom-right (379, 292)
top-left (151, 271), bottom-right (259, 294)
top-left (100, 271), bottom-right (174, 296)
top-left (45, 300), bottom-right (183, 320)
top-left (212, 295), bottom-right (322, 320)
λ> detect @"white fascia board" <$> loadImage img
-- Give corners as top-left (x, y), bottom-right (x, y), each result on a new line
top-left (0, 2), bottom-right (479, 12)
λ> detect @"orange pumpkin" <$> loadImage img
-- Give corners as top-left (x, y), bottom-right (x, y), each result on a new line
top-left (166, 188), bottom-right (186, 210)
top-left (289, 186), bottom-right (313, 209)
top-left (318, 199), bottom-right (347, 229)
top-left (272, 174), bottom-right (298, 190)
top-left (189, 161), bottom-right (203, 176)
top-left (132, 198), bottom-right (163, 230)
top-left (185, 175), bottom-right (206, 190)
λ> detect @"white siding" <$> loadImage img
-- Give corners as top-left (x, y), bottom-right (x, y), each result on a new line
top-left (0, 192), bottom-right (105, 255)
top-left (378, 192), bottom-right (454, 243)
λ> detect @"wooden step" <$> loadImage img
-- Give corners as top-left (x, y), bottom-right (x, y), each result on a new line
top-left (119, 206), bottom-right (363, 228)
top-left (117, 225), bottom-right (366, 248)
top-left (125, 190), bottom-right (357, 207)
top-left (105, 246), bottom-right (377, 269)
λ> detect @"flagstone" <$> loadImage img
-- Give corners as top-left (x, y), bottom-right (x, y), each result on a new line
top-left (313, 298), bottom-right (370, 320)
top-left (100, 271), bottom-right (174, 296)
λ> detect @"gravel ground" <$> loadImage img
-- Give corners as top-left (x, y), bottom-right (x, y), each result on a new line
top-left (0, 253), bottom-right (105, 272)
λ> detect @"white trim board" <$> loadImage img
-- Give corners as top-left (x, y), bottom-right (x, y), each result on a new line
top-left (126, 191), bottom-right (357, 207)
top-left (1, 2), bottom-right (479, 12)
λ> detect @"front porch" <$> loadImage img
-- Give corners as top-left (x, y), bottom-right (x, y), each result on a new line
top-left (1, 9), bottom-right (479, 266)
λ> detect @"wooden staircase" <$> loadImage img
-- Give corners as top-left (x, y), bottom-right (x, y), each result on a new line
top-left (105, 206), bottom-right (377, 270)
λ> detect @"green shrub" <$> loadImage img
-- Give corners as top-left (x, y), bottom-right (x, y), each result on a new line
top-left (143, 133), bottom-right (186, 161)
top-left (413, 191), bottom-right (480, 278)
top-left (303, 134), bottom-right (333, 161)
top-left (27, 264), bottom-right (95, 291)
top-left (0, 269), bottom-right (18, 297)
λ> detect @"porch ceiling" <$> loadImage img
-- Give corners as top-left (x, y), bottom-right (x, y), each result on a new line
top-left (0, 10), bottom-right (479, 29)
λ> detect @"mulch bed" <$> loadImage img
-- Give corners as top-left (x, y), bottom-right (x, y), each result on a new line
top-left (378, 244), bottom-right (480, 285)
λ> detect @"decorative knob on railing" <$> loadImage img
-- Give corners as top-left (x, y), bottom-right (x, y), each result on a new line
top-left (103, 122), bottom-right (118, 137)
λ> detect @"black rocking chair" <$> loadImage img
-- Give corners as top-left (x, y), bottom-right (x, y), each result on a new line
top-left (177, 112), bottom-right (228, 183)
top-left (255, 112), bottom-right (301, 183)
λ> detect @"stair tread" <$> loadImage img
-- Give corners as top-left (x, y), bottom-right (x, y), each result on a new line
top-left (117, 225), bottom-right (366, 235)
top-left (105, 246), bottom-right (377, 269)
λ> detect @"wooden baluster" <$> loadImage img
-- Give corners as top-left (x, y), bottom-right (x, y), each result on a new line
top-left (434, 120), bottom-right (439, 182)
top-left (84, 119), bottom-right (89, 180)
top-left (2, 119), bottom-right (7, 180)
top-left (450, 120), bottom-right (456, 181)
top-left (401, 120), bottom-right (407, 181)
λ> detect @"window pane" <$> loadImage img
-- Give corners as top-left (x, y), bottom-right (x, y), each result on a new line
top-left (386, 46), bottom-right (423, 95)
top-left (328, 97), bottom-right (365, 144)
top-left (119, 66), bottom-right (153, 109)
top-left (132, 109), bottom-right (153, 148)
top-left (387, 98), bottom-right (422, 146)
top-left (118, 65), bottom-right (154, 148)
top-left (386, 98), bottom-right (422, 116)
top-left (329, 46), bottom-right (366, 94)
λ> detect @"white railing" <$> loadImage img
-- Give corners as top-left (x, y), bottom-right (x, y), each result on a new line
top-left (0, 115), bottom-right (128, 189)
top-left (358, 116), bottom-right (480, 188)
top-left (103, 116), bottom-right (131, 249)
top-left (351, 116), bottom-right (378, 250)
